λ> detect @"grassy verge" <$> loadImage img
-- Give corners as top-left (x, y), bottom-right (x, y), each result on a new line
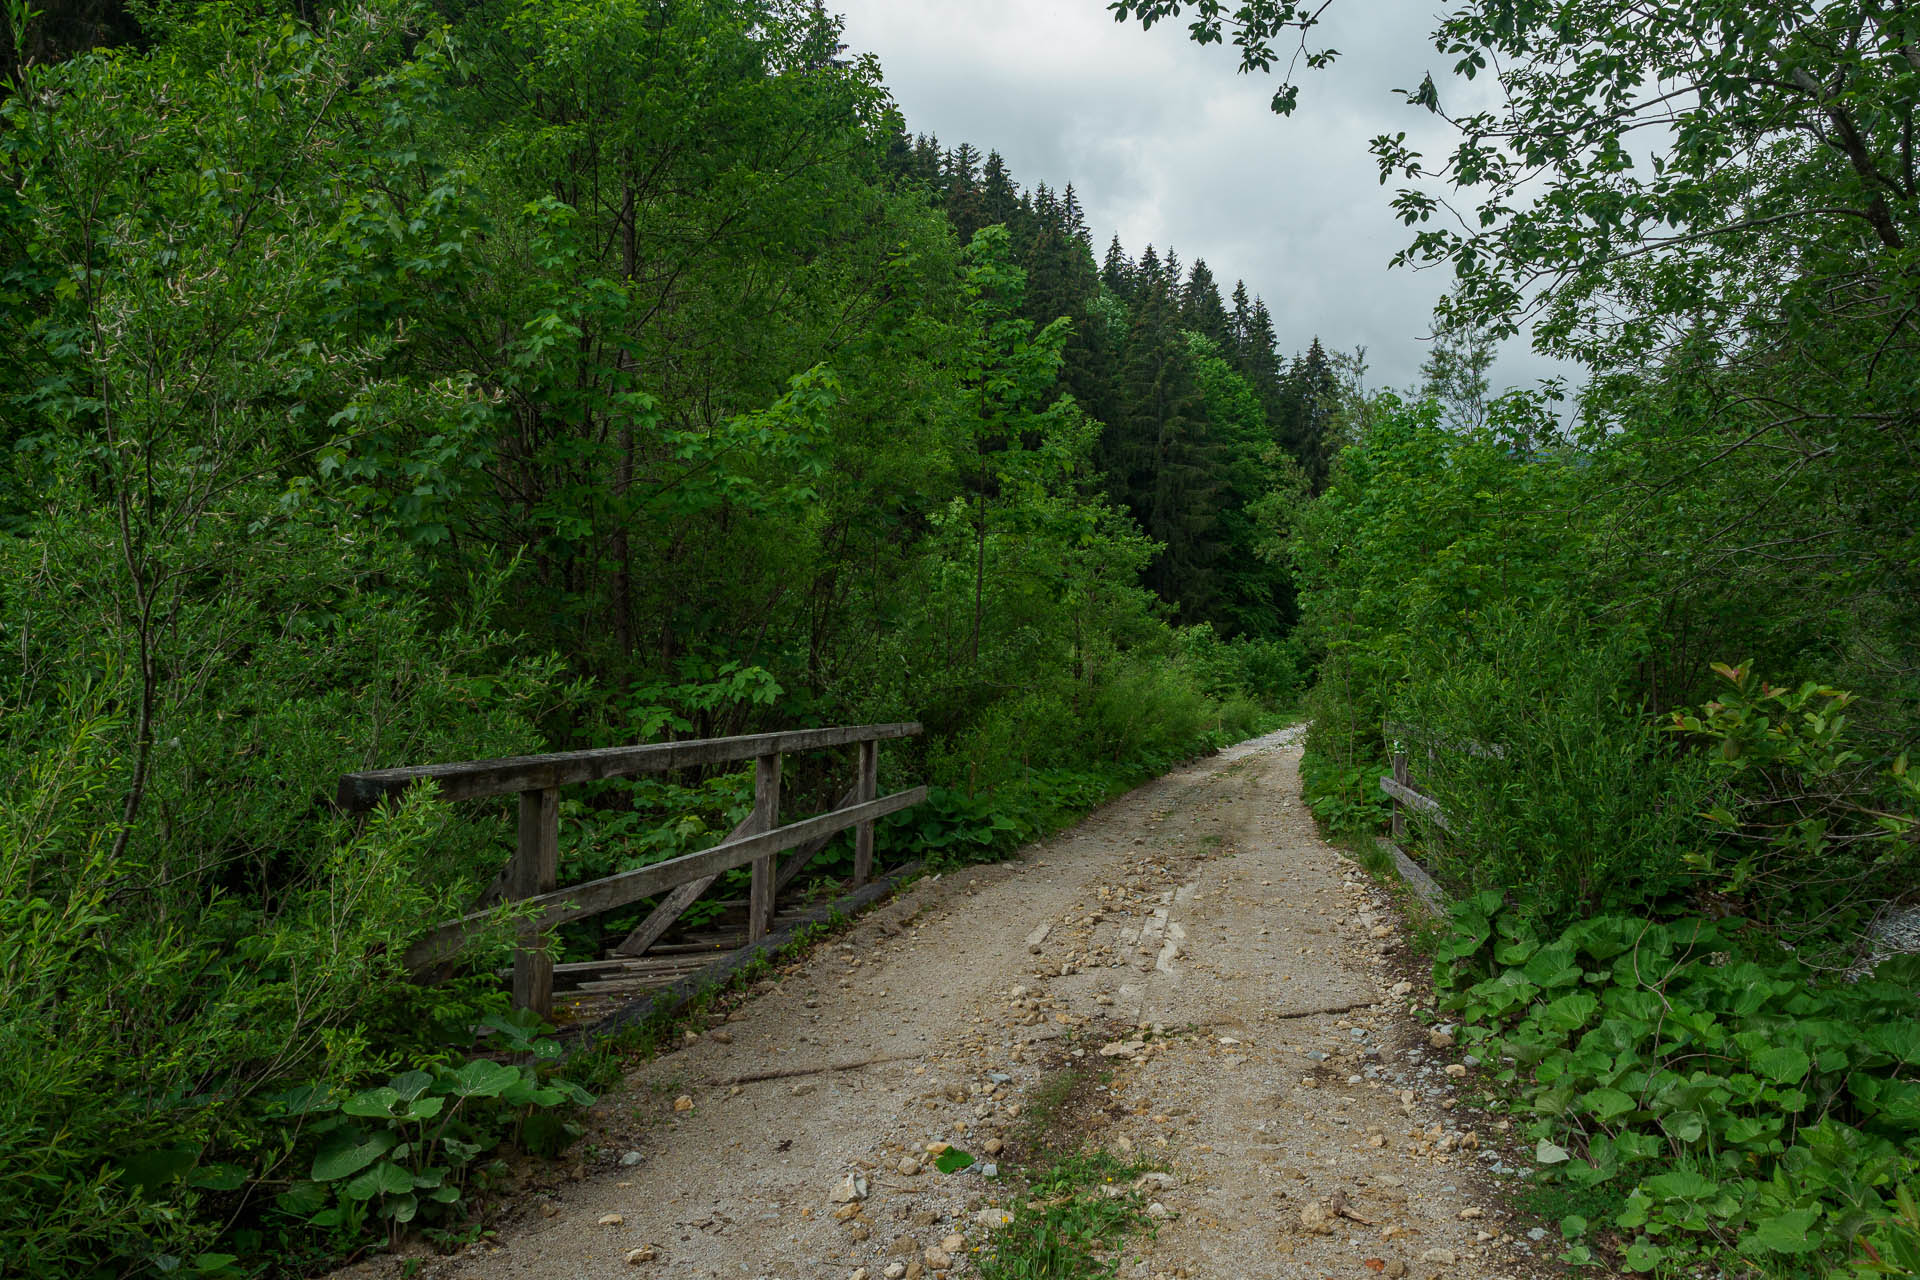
top-left (974, 1064), bottom-right (1161, 1280)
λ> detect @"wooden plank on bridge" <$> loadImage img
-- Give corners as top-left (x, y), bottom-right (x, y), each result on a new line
top-left (403, 786), bottom-right (928, 972)
top-left (611, 783), bottom-right (859, 959)
top-left (337, 722), bottom-right (921, 811)
top-left (747, 753), bottom-right (781, 944)
top-left (511, 787), bottom-right (559, 1017)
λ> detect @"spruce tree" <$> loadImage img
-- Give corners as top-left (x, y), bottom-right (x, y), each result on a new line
top-left (1229, 281), bottom-right (1257, 370)
top-left (944, 142), bottom-right (985, 240)
top-left (1281, 338), bottom-right (1338, 493)
top-left (1101, 235), bottom-right (1134, 299)
top-left (980, 152), bottom-right (1022, 233)
top-left (1181, 259), bottom-right (1232, 348)
top-left (1061, 186), bottom-right (1093, 252)
top-left (918, 134), bottom-right (945, 182)
top-left (1104, 255), bottom-right (1226, 617)
top-left (1233, 295), bottom-right (1288, 429)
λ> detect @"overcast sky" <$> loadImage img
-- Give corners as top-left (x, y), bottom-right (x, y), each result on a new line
top-left (832, 0), bottom-right (1562, 394)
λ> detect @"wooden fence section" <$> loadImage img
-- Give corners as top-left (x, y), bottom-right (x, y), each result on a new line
top-left (1379, 720), bottom-right (1504, 840)
top-left (1377, 722), bottom-right (1503, 910)
top-left (337, 723), bottom-right (925, 1015)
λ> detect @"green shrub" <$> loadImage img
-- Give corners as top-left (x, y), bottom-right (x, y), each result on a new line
top-left (1083, 659), bottom-right (1213, 763)
top-left (1176, 623), bottom-right (1307, 706)
top-left (0, 686), bottom-right (516, 1277)
top-left (1391, 604), bottom-right (1713, 923)
top-left (1669, 662), bottom-right (1920, 933)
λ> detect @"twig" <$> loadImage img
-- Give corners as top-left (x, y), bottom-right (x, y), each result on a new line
top-left (1331, 1189), bottom-right (1375, 1225)
top-left (704, 1052), bottom-right (925, 1087)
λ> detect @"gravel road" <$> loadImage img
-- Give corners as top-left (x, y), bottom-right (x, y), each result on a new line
top-left (344, 727), bottom-right (1558, 1280)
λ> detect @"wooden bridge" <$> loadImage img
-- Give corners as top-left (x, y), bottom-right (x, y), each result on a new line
top-left (336, 724), bottom-right (927, 1017)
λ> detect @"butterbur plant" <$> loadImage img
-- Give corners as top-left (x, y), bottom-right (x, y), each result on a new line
top-left (273, 1015), bottom-right (591, 1246)
top-left (1432, 893), bottom-right (1920, 1275)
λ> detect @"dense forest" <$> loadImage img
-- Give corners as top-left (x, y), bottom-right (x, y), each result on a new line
top-left (7, 0), bottom-right (1920, 1276)
top-left (0, 1), bottom-right (1324, 1274)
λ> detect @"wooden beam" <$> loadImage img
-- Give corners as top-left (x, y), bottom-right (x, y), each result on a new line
top-left (747, 754), bottom-right (781, 944)
top-left (612, 809), bottom-right (755, 959)
top-left (583, 861), bottom-right (925, 1046)
top-left (404, 786), bottom-right (928, 972)
top-left (1390, 751), bottom-right (1409, 842)
top-left (511, 788), bottom-right (559, 1015)
top-left (852, 739), bottom-right (878, 887)
top-left (1387, 842), bottom-right (1448, 913)
top-left (775, 782), bottom-right (860, 892)
top-left (337, 722), bottom-right (922, 812)
top-left (1379, 776), bottom-right (1451, 832)
top-left (613, 779), bottom-right (863, 958)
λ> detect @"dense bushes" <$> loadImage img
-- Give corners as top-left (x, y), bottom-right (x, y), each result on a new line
top-left (1388, 605), bottom-right (1715, 920)
top-left (1289, 390), bottom-right (1918, 930)
top-left (1285, 386), bottom-right (1920, 1271)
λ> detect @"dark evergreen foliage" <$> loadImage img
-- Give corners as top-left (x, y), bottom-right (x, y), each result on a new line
top-left (908, 146), bottom-right (1330, 635)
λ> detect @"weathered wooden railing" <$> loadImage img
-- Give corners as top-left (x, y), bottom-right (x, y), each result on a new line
top-left (1377, 722), bottom-right (1505, 907)
top-left (1379, 720), bottom-right (1504, 840)
top-left (336, 724), bottom-right (925, 1015)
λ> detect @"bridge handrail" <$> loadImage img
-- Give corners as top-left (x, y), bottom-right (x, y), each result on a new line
top-left (336, 722), bottom-right (925, 1014)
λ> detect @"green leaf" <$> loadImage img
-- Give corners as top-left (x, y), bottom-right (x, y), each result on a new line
top-left (1643, 1170), bottom-right (1717, 1200)
top-left (343, 1087), bottom-right (402, 1118)
top-left (933, 1148), bottom-right (974, 1174)
top-left (1660, 1110), bottom-right (1705, 1143)
top-left (312, 1129), bottom-right (397, 1182)
top-left (388, 1070), bottom-right (434, 1102)
top-left (1537, 992), bottom-right (1599, 1032)
top-left (187, 1163), bottom-right (249, 1192)
top-left (1580, 1087), bottom-right (1635, 1122)
top-left (1522, 945), bottom-right (1582, 989)
top-left (1738, 1207), bottom-right (1824, 1255)
top-left (444, 1059), bottom-right (520, 1099)
top-left (342, 1159), bottom-right (415, 1202)
top-left (1535, 1139), bottom-right (1571, 1164)
top-left (1623, 1240), bottom-right (1665, 1271)
top-left (276, 1180), bottom-right (330, 1216)
top-left (1751, 1045), bottom-right (1810, 1084)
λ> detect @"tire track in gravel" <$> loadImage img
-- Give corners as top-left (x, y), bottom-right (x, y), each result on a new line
top-left (342, 727), bottom-right (1558, 1280)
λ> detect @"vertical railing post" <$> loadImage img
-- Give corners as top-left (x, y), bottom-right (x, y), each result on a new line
top-left (1390, 751), bottom-right (1409, 843)
top-left (512, 786), bottom-right (560, 1015)
top-left (852, 738), bottom-right (878, 887)
top-left (747, 752), bottom-right (781, 942)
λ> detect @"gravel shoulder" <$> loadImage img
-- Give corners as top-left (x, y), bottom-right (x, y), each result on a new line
top-left (354, 727), bottom-right (1559, 1280)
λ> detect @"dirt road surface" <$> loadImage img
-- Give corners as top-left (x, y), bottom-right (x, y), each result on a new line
top-left (363, 727), bottom-right (1558, 1280)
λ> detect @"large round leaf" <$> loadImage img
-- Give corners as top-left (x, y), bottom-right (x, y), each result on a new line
top-left (311, 1129), bottom-right (397, 1182)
